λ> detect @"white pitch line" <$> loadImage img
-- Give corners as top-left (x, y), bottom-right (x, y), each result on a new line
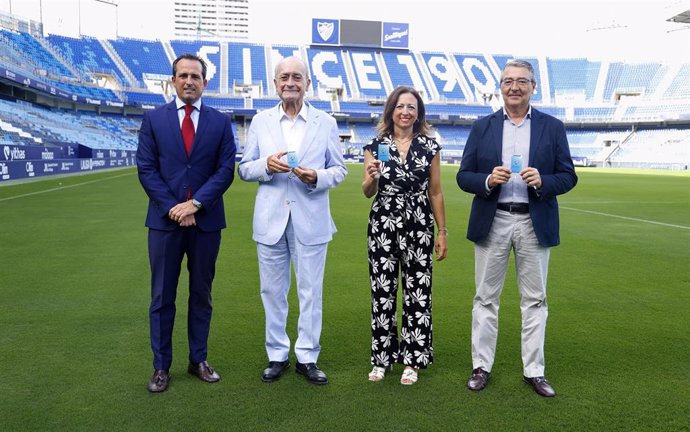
top-left (0, 172), bottom-right (134, 202)
top-left (561, 206), bottom-right (690, 230)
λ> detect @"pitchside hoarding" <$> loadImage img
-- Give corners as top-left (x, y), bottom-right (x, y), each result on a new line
top-left (0, 144), bottom-right (136, 183)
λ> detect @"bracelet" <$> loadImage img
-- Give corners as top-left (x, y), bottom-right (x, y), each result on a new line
top-left (438, 227), bottom-right (448, 236)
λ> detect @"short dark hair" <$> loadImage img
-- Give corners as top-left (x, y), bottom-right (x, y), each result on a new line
top-left (172, 54), bottom-right (207, 79)
top-left (376, 86), bottom-right (429, 137)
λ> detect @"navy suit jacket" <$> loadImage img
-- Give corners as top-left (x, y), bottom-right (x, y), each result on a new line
top-left (457, 107), bottom-right (577, 247)
top-left (137, 100), bottom-right (236, 232)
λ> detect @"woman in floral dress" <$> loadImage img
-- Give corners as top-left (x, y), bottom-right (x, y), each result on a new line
top-left (362, 86), bottom-right (448, 385)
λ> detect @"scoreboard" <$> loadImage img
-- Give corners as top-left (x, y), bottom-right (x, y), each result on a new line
top-left (312, 18), bottom-right (409, 49)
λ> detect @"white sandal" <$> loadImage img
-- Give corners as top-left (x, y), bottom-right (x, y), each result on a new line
top-left (368, 365), bottom-right (390, 382)
top-left (400, 367), bottom-right (418, 385)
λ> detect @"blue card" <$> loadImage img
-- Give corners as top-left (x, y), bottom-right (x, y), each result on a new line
top-left (510, 154), bottom-right (523, 173)
top-left (378, 144), bottom-right (390, 162)
top-left (287, 151), bottom-right (299, 168)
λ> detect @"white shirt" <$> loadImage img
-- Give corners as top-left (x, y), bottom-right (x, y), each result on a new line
top-left (175, 97), bottom-right (201, 132)
top-left (279, 102), bottom-right (309, 152)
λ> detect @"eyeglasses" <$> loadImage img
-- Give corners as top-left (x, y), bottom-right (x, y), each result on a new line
top-left (277, 73), bottom-right (304, 82)
top-left (500, 78), bottom-right (534, 88)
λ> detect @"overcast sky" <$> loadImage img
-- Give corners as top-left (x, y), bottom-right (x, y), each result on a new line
top-left (2, 0), bottom-right (689, 63)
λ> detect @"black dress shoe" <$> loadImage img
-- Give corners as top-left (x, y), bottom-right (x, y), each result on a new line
top-left (262, 360), bottom-right (290, 382)
top-left (524, 376), bottom-right (556, 397)
top-left (148, 369), bottom-right (170, 393)
top-left (467, 368), bottom-right (490, 391)
top-left (295, 362), bottom-right (328, 385)
top-left (188, 361), bottom-right (220, 383)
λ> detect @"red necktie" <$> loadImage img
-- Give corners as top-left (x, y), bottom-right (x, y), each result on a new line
top-left (182, 104), bottom-right (195, 156)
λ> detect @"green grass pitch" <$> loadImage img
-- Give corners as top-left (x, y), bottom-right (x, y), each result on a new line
top-left (1, 166), bottom-right (688, 431)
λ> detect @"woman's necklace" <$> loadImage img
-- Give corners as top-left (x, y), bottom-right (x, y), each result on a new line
top-left (395, 135), bottom-right (413, 160)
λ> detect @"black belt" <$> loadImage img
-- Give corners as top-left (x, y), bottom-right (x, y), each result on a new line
top-left (497, 203), bottom-right (529, 214)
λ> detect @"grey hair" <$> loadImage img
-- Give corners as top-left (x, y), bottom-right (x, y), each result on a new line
top-left (503, 59), bottom-right (535, 82)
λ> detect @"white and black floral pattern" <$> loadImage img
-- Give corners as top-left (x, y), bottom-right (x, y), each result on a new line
top-left (364, 133), bottom-right (440, 369)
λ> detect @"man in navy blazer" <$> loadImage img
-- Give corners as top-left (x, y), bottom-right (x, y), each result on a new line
top-left (137, 54), bottom-right (236, 393)
top-left (457, 60), bottom-right (577, 397)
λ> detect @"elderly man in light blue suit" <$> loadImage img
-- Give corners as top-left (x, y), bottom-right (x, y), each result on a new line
top-left (239, 56), bottom-right (347, 385)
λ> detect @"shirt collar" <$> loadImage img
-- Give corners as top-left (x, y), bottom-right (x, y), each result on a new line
top-left (279, 102), bottom-right (309, 122)
top-left (176, 97), bottom-right (202, 111)
top-left (503, 105), bottom-right (532, 121)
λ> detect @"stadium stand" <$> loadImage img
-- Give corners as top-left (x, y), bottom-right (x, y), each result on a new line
top-left (0, 21), bottom-right (688, 182)
top-left (46, 34), bottom-right (128, 84)
top-left (1, 29), bottom-right (77, 80)
top-left (663, 65), bottom-right (690, 99)
top-left (108, 37), bottom-right (170, 87)
top-left (0, 98), bottom-right (138, 150)
top-left (547, 58), bottom-right (600, 103)
top-left (609, 128), bottom-right (690, 168)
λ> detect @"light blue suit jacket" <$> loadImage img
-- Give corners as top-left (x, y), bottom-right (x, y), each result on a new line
top-left (238, 102), bottom-right (347, 245)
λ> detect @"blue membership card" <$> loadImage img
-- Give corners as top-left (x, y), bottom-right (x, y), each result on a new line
top-left (378, 144), bottom-right (390, 162)
top-left (510, 154), bottom-right (523, 173)
top-left (287, 151), bottom-right (299, 168)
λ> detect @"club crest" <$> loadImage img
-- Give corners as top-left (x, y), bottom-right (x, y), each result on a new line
top-left (317, 22), bottom-right (334, 41)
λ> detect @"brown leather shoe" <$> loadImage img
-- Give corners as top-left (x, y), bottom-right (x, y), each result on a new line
top-left (467, 368), bottom-right (490, 391)
top-left (188, 361), bottom-right (220, 383)
top-left (524, 376), bottom-right (556, 397)
top-left (147, 369), bottom-right (170, 393)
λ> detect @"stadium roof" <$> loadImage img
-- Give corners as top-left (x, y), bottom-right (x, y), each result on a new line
top-left (667, 8), bottom-right (690, 23)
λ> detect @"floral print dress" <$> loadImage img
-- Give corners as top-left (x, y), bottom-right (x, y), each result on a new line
top-left (364, 133), bottom-right (441, 369)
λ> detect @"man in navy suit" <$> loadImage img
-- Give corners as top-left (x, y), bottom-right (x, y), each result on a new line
top-left (137, 54), bottom-right (236, 393)
top-left (457, 60), bottom-right (577, 397)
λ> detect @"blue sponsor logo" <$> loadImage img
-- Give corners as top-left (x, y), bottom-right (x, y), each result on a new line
top-left (382, 22), bottom-right (409, 48)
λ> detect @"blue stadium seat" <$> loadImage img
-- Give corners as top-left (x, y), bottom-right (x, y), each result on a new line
top-left (228, 42), bottom-right (268, 95)
top-left (381, 51), bottom-right (431, 98)
top-left (47, 34), bottom-right (127, 84)
top-left (109, 37), bottom-right (170, 86)
top-left (547, 58), bottom-right (600, 102)
top-left (306, 47), bottom-right (352, 100)
top-left (348, 49), bottom-right (387, 100)
top-left (603, 62), bottom-right (663, 101)
top-left (0, 29), bottom-right (76, 79)
top-left (420, 51), bottom-right (466, 101)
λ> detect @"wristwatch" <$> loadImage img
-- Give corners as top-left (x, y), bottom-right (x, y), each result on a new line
top-left (191, 198), bottom-right (203, 209)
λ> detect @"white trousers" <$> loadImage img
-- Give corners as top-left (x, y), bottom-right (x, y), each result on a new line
top-left (472, 210), bottom-right (550, 377)
top-left (257, 216), bottom-right (328, 364)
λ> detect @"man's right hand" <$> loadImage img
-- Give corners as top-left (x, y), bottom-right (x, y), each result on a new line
top-left (267, 151), bottom-right (291, 173)
top-left (488, 166), bottom-right (511, 188)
